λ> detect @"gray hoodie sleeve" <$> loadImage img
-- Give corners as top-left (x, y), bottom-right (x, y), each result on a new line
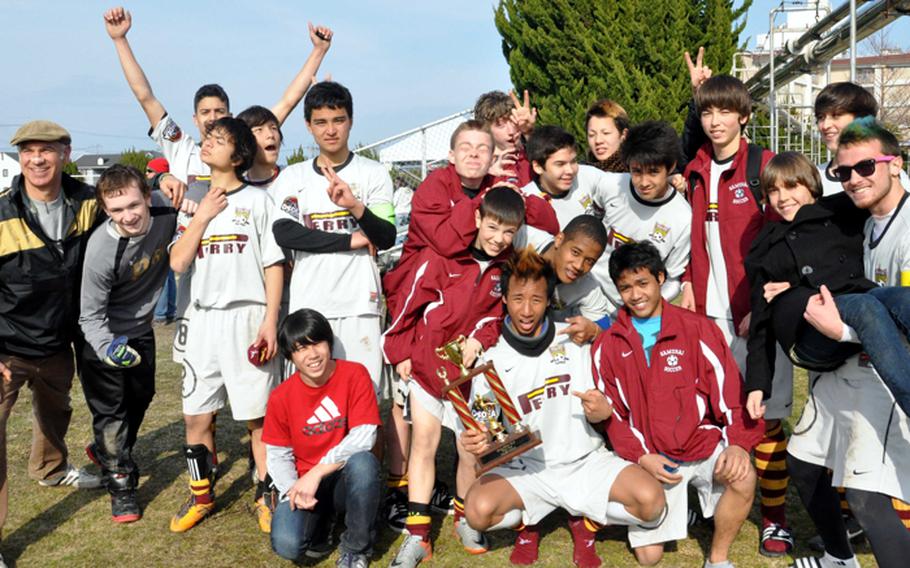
top-left (79, 241), bottom-right (117, 359)
top-left (266, 444), bottom-right (298, 500)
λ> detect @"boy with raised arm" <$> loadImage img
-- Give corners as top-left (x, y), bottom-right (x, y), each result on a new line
top-left (103, 6), bottom-right (332, 184)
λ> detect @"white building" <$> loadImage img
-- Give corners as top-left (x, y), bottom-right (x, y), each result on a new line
top-left (0, 152), bottom-right (21, 192)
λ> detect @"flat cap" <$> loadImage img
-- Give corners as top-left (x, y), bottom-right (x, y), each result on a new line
top-left (10, 120), bottom-right (72, 146)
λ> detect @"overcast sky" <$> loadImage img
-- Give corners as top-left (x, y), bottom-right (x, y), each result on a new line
top-left (1, 0), bottom-right (906, 161)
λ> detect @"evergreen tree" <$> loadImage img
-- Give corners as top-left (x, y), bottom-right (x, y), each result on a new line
top-left (286, 144), bottom-right (308, 166)
top-left (118, 147), bottom-right (152, 172)
top-left (495, 0), bottom-right (750, 148)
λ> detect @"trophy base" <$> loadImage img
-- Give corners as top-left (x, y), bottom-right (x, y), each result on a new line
top-left (476, 430), bottom-right (542, 474)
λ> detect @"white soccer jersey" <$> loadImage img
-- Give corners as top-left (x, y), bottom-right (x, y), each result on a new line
top-left (478, 323), bottom-right (604, 467)
top-left (149, 115), bottom-right (209, 184)
top-left (588, 174), bottom-right (692, 310)
top-left (173, 185), bottom-right (284, 309)
top-left (865, 194), bottom-right (910, 287)
top-left (513, 227), bottom-right (612, 322)
top-left (272, 154), bottom-right (393, 318)
top-left (521, 165), bottom-right (622, 229)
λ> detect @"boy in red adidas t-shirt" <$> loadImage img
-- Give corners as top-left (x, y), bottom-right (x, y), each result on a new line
top-left (263, 309), bottom-right (381, 566)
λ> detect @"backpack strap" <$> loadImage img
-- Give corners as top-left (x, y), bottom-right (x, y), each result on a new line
top-left (112, 236), bottom-right (130, 281)
top-left (746, 143), bottom-right (764, 210)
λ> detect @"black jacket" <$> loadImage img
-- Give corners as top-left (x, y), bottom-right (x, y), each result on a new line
top-left (744, 192), bottom-right (873, 398)
top-left (0, 174), bottom-right (101, 357)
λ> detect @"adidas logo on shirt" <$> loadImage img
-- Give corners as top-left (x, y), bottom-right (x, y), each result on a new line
top-left (302, 396), bottom-right (347, 436)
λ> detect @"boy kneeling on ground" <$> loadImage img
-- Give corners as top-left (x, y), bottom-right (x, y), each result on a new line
top-left (264, 308), bottom-right (381, 567)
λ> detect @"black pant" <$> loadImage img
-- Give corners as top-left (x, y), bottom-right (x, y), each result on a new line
top-left (79, 331), bottom-right (156, 483)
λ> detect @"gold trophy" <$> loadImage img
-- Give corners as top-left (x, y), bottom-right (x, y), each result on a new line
top-left (436, 335), bottom-right (541, 473)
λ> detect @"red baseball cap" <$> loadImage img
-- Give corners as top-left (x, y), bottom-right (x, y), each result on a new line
top-left (146, 157), bottom-right (170, 174)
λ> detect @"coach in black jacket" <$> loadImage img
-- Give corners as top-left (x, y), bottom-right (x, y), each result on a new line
top-left (0, 121), bottom-right (106, 549)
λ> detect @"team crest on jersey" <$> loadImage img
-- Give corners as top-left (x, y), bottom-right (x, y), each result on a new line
top-left (730, 182), bottom-right (750, 205)
top-left (649, 222), bottom-right (670, 244)
top-left (548, 343), bottom-right (568, 365)
top-left (233, 207), bottom-right (251, 226)
top-left (874, 267), bottom-right (888, 285)
top-left (162, 118), bottom-right (182, 142)
top-left (130, 246), bottom-right (167, 281)
top-left (281, 196), bottom-right (300, 220)
top-left (660, 348), bottom-right (684, 373)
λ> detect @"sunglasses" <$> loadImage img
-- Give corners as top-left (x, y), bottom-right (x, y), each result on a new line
top-left (832, 156), bottom-right (895, 183)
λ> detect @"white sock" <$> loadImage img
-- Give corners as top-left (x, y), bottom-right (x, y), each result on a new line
top-left (703, 560), bottom-right (733, 568)
top-left (489, 508), bottom-right (522, 530)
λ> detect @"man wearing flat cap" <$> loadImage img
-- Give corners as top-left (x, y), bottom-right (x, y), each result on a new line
top-left (0, 121), bottom-right (105, 551)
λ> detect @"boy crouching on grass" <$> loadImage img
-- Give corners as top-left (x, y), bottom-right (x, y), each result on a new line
top-left (264, 309), bottom-right (381, 567)
top-left (594, 241), bottom-right (763, 567)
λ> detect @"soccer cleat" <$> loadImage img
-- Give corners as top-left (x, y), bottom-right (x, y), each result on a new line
top-left (385, 490), bottom-right (409, 533)
top-left (336, 552), bottom-right (370, 568)
top-left (760, 521), bottom-right (794, 557)
top-left (111, 489), bottom-right (141, 523)
top-left (454, 517), bottom-right (489, 554)
top-left (169, 493), bottom-right (214, 533)
top-left (509, 525), bottom-right (540, 565)
top-left (389, 534), bottom-right (432, 567)
top-left (38, 464), bottom-right (102, 489)
top-left (429, 480), bottom-right (453, 515)
top-left (254, 498), bottom-right (272, 533)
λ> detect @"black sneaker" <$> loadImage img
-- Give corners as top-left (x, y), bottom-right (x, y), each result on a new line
top-left (385, 489), bottom-right (408, 533)
top-left (429, 480), bottom-right (453, 515)
top-left (111, 489), bottom-right (141, 523)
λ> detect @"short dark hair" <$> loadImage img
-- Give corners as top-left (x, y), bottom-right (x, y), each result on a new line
top-left (695, 75), bottom-right (752, 119)
top-left (449, 119), bottom-right (493, 149)
top-left (96, 164), bottom-right (150, 206)
top-left (278, 308), bottom-right (335, 360)
top-left (620, 120), bottom-right (681, 170)
top-left (760, 152), bottom-right (823, 200)
top-left (584, 99), bottom-right (630, 134)
top-left (562, 214), bottom-right (608, 249)
top-left (208, 117), bottom-right (257, 178)
top-left (473, 91), bottom-right (513, 124)
top-left (237, 105), bottom-right (283, 144)
top-left (608, 241), bottom-right (666, 284)
top-left (526, 125), bottom-right (576, 168)
top-left (304, 81), bottom-right (353, 122)
top-left (838, 116), bottom-right (901, 157)
top-left (478, 186), bottom-right (525, 228)
top-left (814, 82), bottom-right (878, 120)
top-left (194, 84), bottom-right (230, 113)
top-left (501, 246), bottom-right (556, 300)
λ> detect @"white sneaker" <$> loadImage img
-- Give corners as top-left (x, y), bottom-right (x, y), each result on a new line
top-left (37, 464), bottom-right (102, 489)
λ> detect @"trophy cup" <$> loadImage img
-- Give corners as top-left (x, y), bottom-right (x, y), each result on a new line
top-left (436, 336), bottom-right (541, 474)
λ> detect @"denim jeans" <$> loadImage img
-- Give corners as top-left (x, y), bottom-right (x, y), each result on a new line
top-left (154, 270), bottom-right (176, 320)
top-left (270, 451), bottom-right (380, 561)
top-left (827, 287), bottom-right (910, 417)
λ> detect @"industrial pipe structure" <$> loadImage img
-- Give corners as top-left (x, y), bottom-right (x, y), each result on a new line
top-left (745, 0), bottom-right (910, 99)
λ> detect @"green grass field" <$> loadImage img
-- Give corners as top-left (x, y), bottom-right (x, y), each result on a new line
top-left (0, 325), bottom-right (876, 567)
